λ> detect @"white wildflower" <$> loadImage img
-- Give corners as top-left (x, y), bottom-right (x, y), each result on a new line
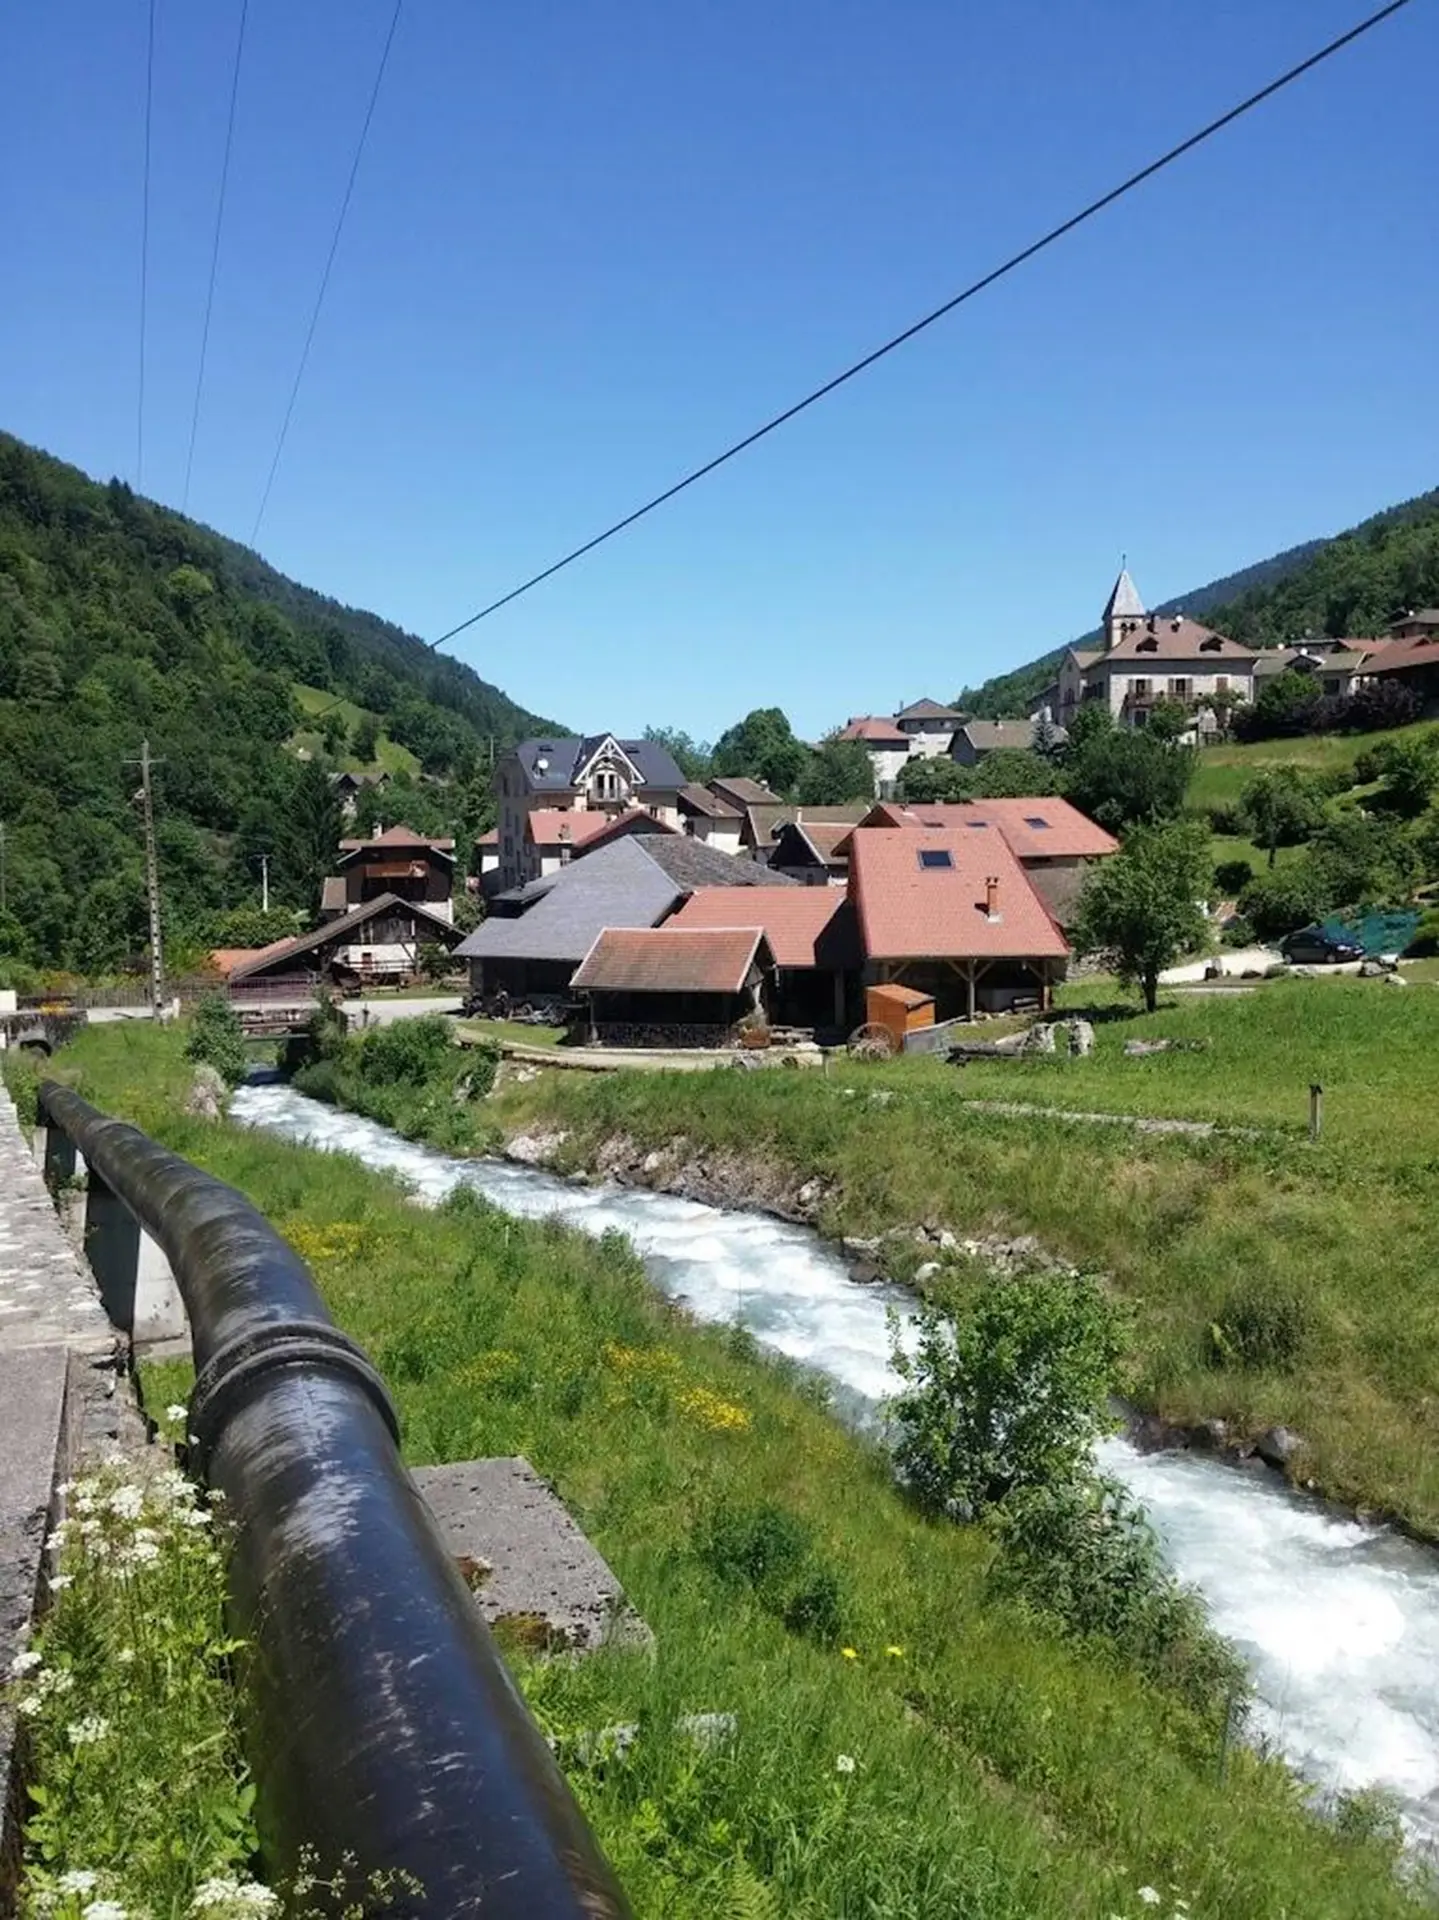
top-left (107, 1484), bottom-right (144, 1521)
top-left (48, 1573), bottom-right (73, 1592)
top-left (58, 1870), bottom-right (98, 1894)
top-left (39, 1667), bottom-right (75, 1698)
top-left (179, 1506), bottom-right (213, 1528)
top-left (47, 1523), bottom-right (69, 1551)
top-left (8, 1649), bottom-right (43, 1677)
top-left (55, 1480), bottom-right (75, 1498)
top-left (73, 1491), bottom-right (97, 1516)
top-left (835, 1753), bottom-right (856, 1774)
top-left (67, 1714), bottom-right (111, 1747)
top-left (166, 1404), bottom-right (188, 1424)
top-left (116, 1646), bottom-right (136, 1665)
top-left (190, 1877), bottom-right (280, 1915)
top-left (1137, 1893), bottom-right (1161, 1909)
top-left (82, 1903), bottom-right (128, 1920)
top-left (16, 1693), bottom-right (41, 1716)
top-left (122, 1537), bottom-right (162, 1567)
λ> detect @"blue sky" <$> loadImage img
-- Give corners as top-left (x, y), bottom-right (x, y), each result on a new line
top-left (3, 2), bottom-right (1435, 740)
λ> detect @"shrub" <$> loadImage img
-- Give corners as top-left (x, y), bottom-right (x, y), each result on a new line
top-left (183, 993), bottom-right (248, 1088)
top-left (1237, 863), bottom-right (1330, 940)
top-left (695, 1502), bottom-right (848, 1645)
top-left (356, 1014), bottom-right (457, 1086)
top-left (1212, 857), bottom-right (1254, 896)
top-left (888, 1273), bottom-right (1126, 1518)
top-left (1406, 909), bottom-right (1439, 956)
top-left (1205, 803), bottom-right (1246, 836)
top-left (1209, 1278), bottom-right (1315, 1371)
top-left (988, 1475), bottom-right (1248, 1715)
top-left (1344, 679), bottom-right (1421, 734)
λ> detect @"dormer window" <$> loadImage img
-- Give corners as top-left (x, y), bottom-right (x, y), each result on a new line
top-left (1137, 637), bottom-right (1158, 653)
top-left (1199, 636), bottom-right (1223, 653)
top-left (594, 768), bottom-right (620, 802)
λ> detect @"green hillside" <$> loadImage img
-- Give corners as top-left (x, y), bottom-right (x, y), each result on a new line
top-left (959, 486), bottom-right (1439, 718)
top-left (0, 431), bottom-right (558, 974)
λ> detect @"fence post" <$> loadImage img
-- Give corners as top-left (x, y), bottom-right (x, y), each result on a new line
top-left (1309, 1083), bottom-right (1323, 1141)
top-left (42, 1124), bottom-right (78, 1189)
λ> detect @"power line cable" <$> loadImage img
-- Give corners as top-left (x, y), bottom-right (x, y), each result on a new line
top-left (427, 0), bottom-right (1414, 650)
top-left (183, 0), bottom-right (249, 513)
top-left (251, 0), bottom-right (403, 541)
top-left (136, 0), bottom-right (157, 492)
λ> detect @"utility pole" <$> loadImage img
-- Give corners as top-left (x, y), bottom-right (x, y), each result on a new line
top-left (126, 741), bottom-right (165, 1019)
top-left (0, 821), bottom-right (6, 916)
top-left (259, 852), bottom-right (271, 913)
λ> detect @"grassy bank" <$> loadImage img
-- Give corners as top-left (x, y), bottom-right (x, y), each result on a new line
top-left (489, 980), bottom-right (1439, 1539)
top-left (21, 1023), bottom-right (1432, 1918)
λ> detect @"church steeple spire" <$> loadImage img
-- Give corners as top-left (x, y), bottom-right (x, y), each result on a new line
top-left (1102, 563), bottom-right (1144, 650)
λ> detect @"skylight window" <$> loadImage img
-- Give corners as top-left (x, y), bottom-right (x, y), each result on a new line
top-left (1024, 816), bottom-right (1050, 830)
top-left (964, 820), bottom-right (988, 829)
top-left (918, 849), bottom-right (954, 870)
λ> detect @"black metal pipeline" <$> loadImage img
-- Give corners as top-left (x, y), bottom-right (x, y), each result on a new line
top-left (39, 1082), bottom-right (631, 1918)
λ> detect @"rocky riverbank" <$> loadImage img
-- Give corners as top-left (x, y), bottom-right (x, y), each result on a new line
top-left (501, 1122), bottom-right (1330, 1494)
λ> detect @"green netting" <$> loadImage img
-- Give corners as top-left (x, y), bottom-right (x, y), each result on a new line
top-left (1322, 910), bottom-right (1420, 956)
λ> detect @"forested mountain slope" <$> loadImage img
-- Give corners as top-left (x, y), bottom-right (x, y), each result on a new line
top-left (959, 487), bottom-right (1439, 718)
top-left (0, 432), bottom-right (557, 972)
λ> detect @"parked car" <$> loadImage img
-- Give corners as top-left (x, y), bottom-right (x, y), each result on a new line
top-left (1278, 924), bottom-right (1365, 965)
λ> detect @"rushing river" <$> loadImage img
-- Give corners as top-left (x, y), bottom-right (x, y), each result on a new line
top-left (232, 1081), bottom-right (1439, 1837)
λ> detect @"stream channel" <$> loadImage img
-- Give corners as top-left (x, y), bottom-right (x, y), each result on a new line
top-left (232, 1081), bottom-right (1439, 1839)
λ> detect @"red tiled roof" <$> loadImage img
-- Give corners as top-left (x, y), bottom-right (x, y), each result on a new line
top-left (838, 716), bottom-right (909, 746)
top-left (838, 797), bottom-right (1116, 862)
top-left (571, 926), bottom-right (770, 995)
top-left (847, 828), bottom-right (1068, 962)
top-left (209, 938), bottom-right (295, 979)
top-left (668, 887), bottom-right (847, 968)
top-left (526, 809), bottom-right (625, 848)
top-left (338, 824), bottom-right (455, 852)
top-left (1355, 633), bottom-right (1439, 675)
top-left (475, 828), bottom-right (499, 846)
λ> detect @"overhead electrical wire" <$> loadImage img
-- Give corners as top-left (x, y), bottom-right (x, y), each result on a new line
top-left (250, 0), bottom-right (403, 541)
top-left (136, 0), bottom-right (157, 492)
top-left (183, 0), bottom-right (249, 513)
top-left (425, 0), bottom-right (1413, 652)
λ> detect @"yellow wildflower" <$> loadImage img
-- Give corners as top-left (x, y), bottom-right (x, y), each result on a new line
top-left (676, 1385), bottom-right (750, 1434)
top-left (885, 1645), bottom-right (905, 1659)
top-left (841, 1647), bottom-right (858, 1661)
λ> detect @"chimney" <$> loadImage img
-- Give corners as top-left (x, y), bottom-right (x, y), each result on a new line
top-left (985, 875), bottom-right (1002, 923)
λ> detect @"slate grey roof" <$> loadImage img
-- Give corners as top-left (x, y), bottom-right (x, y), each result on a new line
top-left (511, 736), bottom-right (685, 794)
top-left (456, 835), bottom-right (795, 966)
top-left (456, 839), bottom-right (684, 964)
top-left (1102, 568), bottom-right (1144, 622)
top-left (954, 719), bottom-right (1044, 753)
top-left (678, 783), bottom-right (743, 819)
top-left (895, 698), bottom-right (966, 723)
top-left (638, 835), bottom-right (797, 890)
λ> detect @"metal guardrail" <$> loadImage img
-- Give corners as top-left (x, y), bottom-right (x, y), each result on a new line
top-left (36, 1082), bottom-right (631, 1919)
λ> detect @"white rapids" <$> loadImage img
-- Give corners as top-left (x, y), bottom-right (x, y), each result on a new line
top-left (232, 1081), bottom-right (1439, 1836)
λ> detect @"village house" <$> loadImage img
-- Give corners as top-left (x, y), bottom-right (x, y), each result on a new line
top-left (893, 698), bottom-right (969, 758)
top-left (319, 825), bottom-right (456, 924)
top-left (1049, 568), bottom-right (1257, 735)
top-left (1389, 608), bottom-right (1439, 641)
top-left (838, 795), bottom-right (1116, 927)
top-left (570, 927), bottom-right (777, 1048)
top-left (493, 735), bottom-right (685, 889)
top-left (667, 885), bottom-right (861, 1029)
top-left (327, 769), bottom-right (389, 821)
top-left (1353, 626), bottom-right (1439, 711)
top-left (765, 818), bottom-right (860, 886)
top-left (836, 717), bottom-right (911, 797)
top-left (676, 784), bottom-right (746, 854)
top-left (847, 826), bottom-right (1069, 1020)
top-left (456, 832), bottom-right (793, 1008)
top-left (229, 894), bottom-right (464, 993)
top-left (950, 717), bottom-right (1057, 765)
top-left (1251, 638), bottom-right (1390, 702)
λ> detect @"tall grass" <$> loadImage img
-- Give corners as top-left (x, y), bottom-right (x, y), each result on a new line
top-left (491, 982), bottom-right (1439, 1535)
top-left (38, 1022), bottom-right (1433, 1919)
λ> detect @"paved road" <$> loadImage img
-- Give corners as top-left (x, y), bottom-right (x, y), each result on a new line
top-left (348, 996), bottom-right (464, 1027)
